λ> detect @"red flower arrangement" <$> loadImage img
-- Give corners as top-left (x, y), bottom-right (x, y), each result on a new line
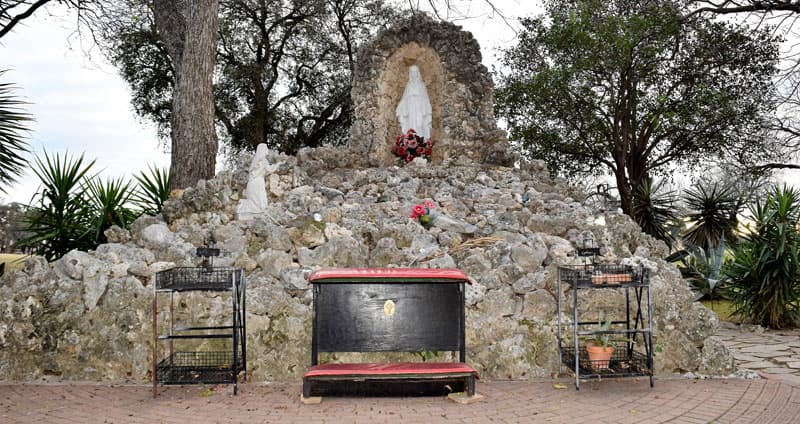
top-left (391, 128), bottom-right (433, 163)
top-left (410, 200), bottom-right (436, 228)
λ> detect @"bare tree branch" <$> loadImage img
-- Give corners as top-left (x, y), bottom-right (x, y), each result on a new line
top-left (0, 0), bottom-right (52, 39)
top-left (690, 1), bottom-right (800, 16)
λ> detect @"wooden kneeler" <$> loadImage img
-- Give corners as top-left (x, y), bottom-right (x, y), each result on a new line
top-left (302, 268), bottom-right (480, 403)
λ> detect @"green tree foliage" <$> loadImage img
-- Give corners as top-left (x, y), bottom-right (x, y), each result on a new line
top-left (495, 0), bottom-right (782, 223)
top-left (0, 70), bottom-right (32, 193)
top-left (724, 185), bottom-right (800, 328)
top-left (98, 0), bottom-right (399, 155)
top-left (0, 202), bottom-right (28, 251)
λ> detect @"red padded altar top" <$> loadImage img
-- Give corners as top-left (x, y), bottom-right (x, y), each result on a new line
top-left (308, 268), bottom-right (472, 284)
top-left (303, 362), bottom-right (479, 378)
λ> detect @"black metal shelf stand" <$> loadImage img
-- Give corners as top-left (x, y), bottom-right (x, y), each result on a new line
top-left (152, 259), bottom-right (246, 397)
top-left (556, 263), bottom-right (653, 390)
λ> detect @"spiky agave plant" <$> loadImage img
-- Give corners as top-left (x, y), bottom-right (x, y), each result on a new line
top-left (18, 152), bottom-right (96, 260)
top-left (133, 164), bottom-right (170, 216)
top-left (87, 176), bottom-right (138, 243)
top-left (683, 182), bottom-right (740, 253)
top-left (632, 178), bottom-right (678, 247)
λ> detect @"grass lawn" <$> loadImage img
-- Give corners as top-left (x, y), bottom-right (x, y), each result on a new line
top-left (0, 253), bottom-right (29, 272)
top-left (701, 299), bottom-right (742, 323)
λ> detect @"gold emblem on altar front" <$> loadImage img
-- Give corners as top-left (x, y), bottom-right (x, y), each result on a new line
top-left (384, 299), bottom-right (396, 316)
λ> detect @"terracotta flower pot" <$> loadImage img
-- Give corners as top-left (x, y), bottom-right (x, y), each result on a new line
top-left (586, 343), bottom-right (615, 369)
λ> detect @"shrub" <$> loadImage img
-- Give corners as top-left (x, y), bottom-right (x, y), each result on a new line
top-left (17, 152), bottom-right (164, 260)
top-left (17, 152), bottom-right (96, 260)
top-left (87, 176), bottom-right (137, 244)
top-left (724, 185), bottom-right (800, 328)
top-left (133, 164), bottom-right (170, 216)
top-left (668, 247), bottom-right (728, 301)
top-left (632, 178), bottom-right (678, 247)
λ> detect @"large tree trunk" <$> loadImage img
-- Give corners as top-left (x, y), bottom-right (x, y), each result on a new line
top-left (154, 0), bottom-right (220, 190)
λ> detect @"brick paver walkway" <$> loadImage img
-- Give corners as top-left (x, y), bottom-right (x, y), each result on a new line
top-left (2, 377), bottom-right (798, 423)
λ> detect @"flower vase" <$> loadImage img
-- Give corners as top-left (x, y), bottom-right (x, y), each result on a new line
top-left (419, 214), bottom-right (434, 229)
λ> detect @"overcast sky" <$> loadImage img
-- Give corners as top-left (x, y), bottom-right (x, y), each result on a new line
top-left (0, 1), bottom-right (542, 205)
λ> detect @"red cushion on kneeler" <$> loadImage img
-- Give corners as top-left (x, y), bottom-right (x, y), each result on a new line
top-left (303, 362), bottom-right (479, 378)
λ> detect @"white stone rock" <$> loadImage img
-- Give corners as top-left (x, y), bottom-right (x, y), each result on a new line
top-left (256, 249), bottom-right (294, 278)
top-left (323, 222), bottom-right (353, 240)
top-left (83, 273), bottom-right (109, 311)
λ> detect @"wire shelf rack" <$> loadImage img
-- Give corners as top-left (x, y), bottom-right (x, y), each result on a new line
top-left (156, 267), bottom-right (239, 291)
top-left (560, 347), bottom-right (651, 379)
top-left (156, 351), bottom-right (244, 385)
top-left (558, 264), bottom-right (644, 288)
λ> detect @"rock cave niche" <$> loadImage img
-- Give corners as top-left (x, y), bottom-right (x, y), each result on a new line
top-left (349, 13), bottom-right (506, 167)
top-left (377, 43), bottom-right (444, 166)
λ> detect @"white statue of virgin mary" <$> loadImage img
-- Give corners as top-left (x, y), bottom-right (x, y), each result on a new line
top-left (395, 65), bottom-right (432, 139)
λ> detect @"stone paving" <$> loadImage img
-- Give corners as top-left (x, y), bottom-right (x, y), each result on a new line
top-left (2, 319), bottom-right (799, 422)
top-left (715, 321), bottom-right (800, 387)
top-left (2, 377), bottom-right (799, 423)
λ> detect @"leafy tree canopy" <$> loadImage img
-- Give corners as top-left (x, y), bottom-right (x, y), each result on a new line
top-left (96, 0), bottom-right (400, 156)
top-left (496, 0), bottom-right (783, 219)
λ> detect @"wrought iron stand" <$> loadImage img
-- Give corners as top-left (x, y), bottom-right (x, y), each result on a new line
top-left (151, 249), bottom-right (246, 397)
top-left (556, 261), bottom-right (653, 390)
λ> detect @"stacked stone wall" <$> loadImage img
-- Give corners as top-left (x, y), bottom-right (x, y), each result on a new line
top-left (0, 148), bottom-right (734, 382)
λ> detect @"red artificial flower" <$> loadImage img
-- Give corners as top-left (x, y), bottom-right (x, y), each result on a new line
top-left (407, 139), bottom-right (418, 149)
top-left (396, 136), bottom-right (403, 145)
top-left (424, 200), bottom-right (435, 210)
top-left (416, 147), bottom-right (424, 155)
top-left (425, 140), bottom-right (432, 147)
top-left (408, 128), bottom-right (416, 134)
top-left (406, 154), bottom-right (415, 162)
top-left (397, 147), bottom-right (407, 156)
top-left (424, 147), bottom-right (432, 156)
top-left (412, 204), bottom-right (426, 217)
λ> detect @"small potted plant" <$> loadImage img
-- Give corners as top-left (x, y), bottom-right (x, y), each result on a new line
top-left (585, 317), bottom-right (615, 370)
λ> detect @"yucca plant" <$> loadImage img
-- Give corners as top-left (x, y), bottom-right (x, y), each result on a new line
top-left (0, 70), bottom-right (31, 193)
top-left (87, 176), bottom-right (138, 244)
top-left (724, 185), bottom-right (800, 329)
top-left (683, 182), bottom-right (740, 252)
top-left (17, 152), bottom-right (96, 260)
top-left (133, 164), bottom-right (170, 216)
top-left (632, 178), bottom-right (678, 247)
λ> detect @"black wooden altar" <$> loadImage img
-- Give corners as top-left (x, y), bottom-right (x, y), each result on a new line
top-left (303, 268), bottom-right (478, 398)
